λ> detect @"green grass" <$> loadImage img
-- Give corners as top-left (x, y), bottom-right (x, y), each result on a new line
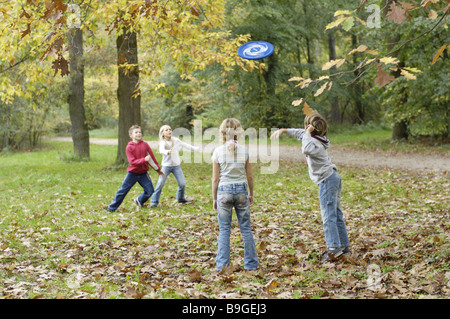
top-left (0, 141), bottom-right (448, 299)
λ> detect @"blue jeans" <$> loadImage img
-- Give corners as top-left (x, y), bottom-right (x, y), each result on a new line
top-left (108, 172), bottom-right (154, 211)
top-left (216, 183), bottom-right (258, 271)
top-left (151, 165), bottom-right (187, 206)
top-left (318, 170), bottom-right (350, 249)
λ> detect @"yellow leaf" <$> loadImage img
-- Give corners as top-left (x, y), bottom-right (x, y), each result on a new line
top-left (356, 16), bottom-right (367, 26)
top-left (326, 17), bottom-right (348, 30)
top-left (401, 69), bottom-right (417, 80)
top-left (322, 59), bottom-right (346, 70)
top-left (314, 82), bottom-right (329, 97)
top-left (334, 10), bottom-right (353, 16)
top-left (431, 44), bottom-right (447, 65)
top-left (403, 67), bottom-right (422, 73)
top-left (292, 98), bottom-right (304, 106)
top-left (428, 9), bottom-right (438, 19)
top-left (356, 58), bottom-right (376, 69)
top-left (288, 76), bottom-right (305, 82)
top-left (302, 102), bottom-right (314, 117)
top-left (365, 49), bottom-right (379, 55)
top-left (328, 81), bottom-right (333, 91)
top-left (380, 56), bottom-right (400, 65)
top-left (317, 75), bottom-right (330, 81)
top-left (347, 45), bottom-right (368, 56)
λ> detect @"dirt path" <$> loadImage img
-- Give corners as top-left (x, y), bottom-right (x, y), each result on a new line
top-left (49, 136), bottom-right (449, 175)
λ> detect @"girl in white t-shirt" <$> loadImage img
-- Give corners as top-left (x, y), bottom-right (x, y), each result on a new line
top-left (150, 125), bottom-right (200, 207)
top-left (211, 118), bottom-right (258, 271)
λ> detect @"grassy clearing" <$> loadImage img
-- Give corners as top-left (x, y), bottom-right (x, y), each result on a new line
top-left (0, 141), bottom-right (449, 299)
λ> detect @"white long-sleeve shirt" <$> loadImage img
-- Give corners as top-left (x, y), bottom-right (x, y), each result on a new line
top-left (159, 137), bottom-right (200, 167)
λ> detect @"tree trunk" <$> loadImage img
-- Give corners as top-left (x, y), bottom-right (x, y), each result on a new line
top-left (383, 0), bottom-right (409, 140)
top-left (116, 30), bottom-right (141, 165)
top-left (328, 31), bottom-right (340, 124)
top-left (68, 27), bottom-right (90, 158)
top-left (392, 119), bottom-right (408, 140)
top-left (352, 34), bottom-right (364, 124)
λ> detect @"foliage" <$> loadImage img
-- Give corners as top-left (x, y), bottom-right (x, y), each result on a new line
top-left (295, 0), bottom-right (449, 137)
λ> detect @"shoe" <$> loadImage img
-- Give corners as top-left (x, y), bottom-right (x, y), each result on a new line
top-left (134, 198), bottom-right (142, 208)
top-left (150, 203), bottom-right (158, 208)
top-left (178, 198), bottom-right (191, 204)
top-left (320, 248), bottom-right (344, 263)
top-left (105, 207), bottom-right (115, 212)
top-left (341, 246), bottom-right (351, 255)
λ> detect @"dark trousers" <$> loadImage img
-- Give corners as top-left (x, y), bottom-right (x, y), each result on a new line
top-left (108, 172), bottom-right (154, 211)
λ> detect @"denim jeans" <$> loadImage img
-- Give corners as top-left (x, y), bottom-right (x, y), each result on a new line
top-left (318, 170), bottom-right (350, 249)
top-left (216, 183), bottom-right (258, 271)
top-left (108, 172), bottom-right (154, 211)
top-left (151, 165), bottom-right (187, 205)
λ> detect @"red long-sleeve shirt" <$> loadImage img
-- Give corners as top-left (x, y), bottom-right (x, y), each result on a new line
top-left (126, 140), bottom-right (161, 173)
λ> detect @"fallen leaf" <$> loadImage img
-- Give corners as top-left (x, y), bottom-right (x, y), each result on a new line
top-left (189, 269), bottom-right (202, 282)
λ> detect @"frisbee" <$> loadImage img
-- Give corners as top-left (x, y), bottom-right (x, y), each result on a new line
top-left (238, 41), bottom-right (274, 60)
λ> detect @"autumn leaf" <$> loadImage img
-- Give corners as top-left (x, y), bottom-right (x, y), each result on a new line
top-left (374, 63), bottom-right (395, 88)
top-left (302, 101), bottom-right (314, 116)
top-left (387, 3), bottom-right (408, 24)
top-left (334, 10), bottom-right (354, 16)
top-left (428, 9), bottom-right (438, 19)
top-left (189, 269), bottom-right (202, 282)
top-left (431, 44), bottom-right (448, 65)
top-left (380, 56), bottom-right (400, 65)
top-left (326, 17), bottom-right (348, 30)
top-left (401, 69), bottom-right (417, 80)
top-left (322, 59), bottom-right (346, 70)
top-left (347, 45), bottom-right (368, 56)
top-left (399, 1), bottom-right (415, 10)
top-left (314, 82), bottom-right (329, 97)
top-left (51, 55), bottom-right (69, 77)
top-left (291, 98), bottom-right (303, 106)
top-left (288, 76), bottom-right (305, 82)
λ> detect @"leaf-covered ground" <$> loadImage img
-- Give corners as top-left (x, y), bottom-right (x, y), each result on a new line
top-left (0, 142), bottom-right (449, 299)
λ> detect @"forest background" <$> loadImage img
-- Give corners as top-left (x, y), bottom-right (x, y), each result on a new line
top-left (0, 0), bottom-right (448, 162)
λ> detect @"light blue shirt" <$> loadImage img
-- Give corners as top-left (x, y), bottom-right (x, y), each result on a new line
top-left (211, 142), bottom-right (249, 186)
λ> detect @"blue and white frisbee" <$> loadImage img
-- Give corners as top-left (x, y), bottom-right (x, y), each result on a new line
top-left (238, 41), bottom-right (274, 60)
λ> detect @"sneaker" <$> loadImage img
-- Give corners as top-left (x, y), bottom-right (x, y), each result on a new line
top-left (105, 207), bottom-right (115, 212)
top-left (178, 198), bottom-right (192, 204)
top-left (320, 248), bottom-right (344, 263)
top-left (341, 246), bottom-right (351, 255)
top-left (134, 198), bottom-right (142, 208)
top-left (150, 203), bottom-right (158, 208)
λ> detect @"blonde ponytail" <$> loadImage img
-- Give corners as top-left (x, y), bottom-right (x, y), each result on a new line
top-left (219, 118), bottom-right (243, 155)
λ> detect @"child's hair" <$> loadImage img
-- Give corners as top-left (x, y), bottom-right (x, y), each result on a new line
top-left (159, 125), bottom-right (172, 141)
top-left (129, 125), bottom-right (142, 135)
top-left (219, 118), bottom-right (243, 154)
top-left (304, 111), bottom-right (328, 137)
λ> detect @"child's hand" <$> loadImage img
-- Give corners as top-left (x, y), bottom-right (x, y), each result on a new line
top-left (249, 196), bottom-right (254, 206)
top-left (306, 125), bottom-right (315, 134)
top-left (158, 170), bottom-right (165, 177)
top-left (270, 129), bottom-right (286, 139)
top-left (213, 200), bottom-right (217, 211)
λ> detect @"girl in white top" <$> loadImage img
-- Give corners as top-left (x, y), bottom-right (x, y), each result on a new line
top-left (211, 118), bottom-right (258, 271)
top-left (150, 125), bottom-right (200, 207)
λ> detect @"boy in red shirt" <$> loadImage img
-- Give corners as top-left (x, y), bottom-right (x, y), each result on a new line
top-left (106, 125), bottom-right (164, 212)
